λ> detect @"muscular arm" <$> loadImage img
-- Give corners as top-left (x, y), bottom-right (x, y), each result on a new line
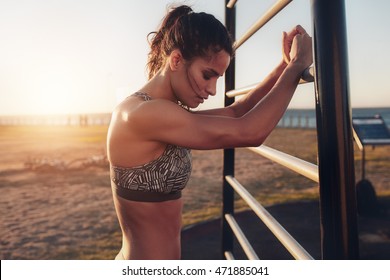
top-left (129, 61), bottom-right (307, 150)
top-left (198, 60), bottom-right (287, 118)
top-left (197, 25), bottom-right (306, 118)
top-left (128, 29), bottom-right (312, 150)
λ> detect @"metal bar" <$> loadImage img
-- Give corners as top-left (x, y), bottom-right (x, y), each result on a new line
top-left (225, 176), bottom-right (314, 260)
top-left (352, 127), bottom-right (363, 151)
top-left (226, 0), bottom-right (238, 9)
top-left (226, 67), bottom-right (314, 98)
top-left (311, 0), bottom-right (359, 259)
top-left (226, 82), bottom-right (258, 98)
top-left (248, 145), bottom-right (319, 182)
top-left (224, 251), bottom-right (235, 260)
top-left (225, 214), bottom-right (260, 260)
top-left (222, 0), bottom-right (236, 260)
top-left (361, 147), bottom-right (366, 180)
top-left (352, 127), bottom-right (365, 181)
top-left (234, 0), bottom-right (292, 50)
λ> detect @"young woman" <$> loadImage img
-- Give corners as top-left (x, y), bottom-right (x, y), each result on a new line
top-left (107, 5), bottom-right (312, 259)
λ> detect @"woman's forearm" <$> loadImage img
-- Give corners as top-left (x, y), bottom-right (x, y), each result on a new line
top-left (229, 60), bottom-right (288, 117)
top-left (241, 62), bottom-right (305, 146)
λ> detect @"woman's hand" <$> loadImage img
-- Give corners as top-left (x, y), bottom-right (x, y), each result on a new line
top-left (282, 25), bottom-right (310, 65)
top-left (288, 28), bottom-right (313, 71)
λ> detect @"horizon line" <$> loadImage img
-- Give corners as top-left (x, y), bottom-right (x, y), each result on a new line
top-left (1, 106), bottom-right (390, 118)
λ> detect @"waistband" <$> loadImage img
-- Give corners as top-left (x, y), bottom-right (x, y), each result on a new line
top-left (111, 183), bottom-right (182, 202)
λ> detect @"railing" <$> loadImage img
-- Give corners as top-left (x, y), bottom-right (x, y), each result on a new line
top-left (248, 146), bottom-right (318, 182)
top-left (222, 0), bottom-right (359, 260)
top-left (226, 67), bottom-right (314, 98)
top-left (225, 175), bottom-right (314, 260)
top-left (0, 113), bottom-right (111, 126)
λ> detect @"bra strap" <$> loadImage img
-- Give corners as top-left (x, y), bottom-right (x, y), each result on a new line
top-left (132, 92), bottom-right (152, 101)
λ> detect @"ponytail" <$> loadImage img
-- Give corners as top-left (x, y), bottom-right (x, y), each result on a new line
top-left (146, 5), bottom-right (233, 80)
top-left (147, 5), bottom-right (193, 80)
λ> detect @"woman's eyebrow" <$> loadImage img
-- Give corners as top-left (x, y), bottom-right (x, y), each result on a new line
top-left (205, 68), bottom-right (223, 77)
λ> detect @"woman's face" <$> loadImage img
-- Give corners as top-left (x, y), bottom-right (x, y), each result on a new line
top-left (174, 50), bottom-right (230, 108)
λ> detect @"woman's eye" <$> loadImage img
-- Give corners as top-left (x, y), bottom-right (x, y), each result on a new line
top-left (203, 74), bottom-right (211, 80)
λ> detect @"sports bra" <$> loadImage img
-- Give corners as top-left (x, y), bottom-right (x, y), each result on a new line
top-left (110, 92), bottom-right (192, 202)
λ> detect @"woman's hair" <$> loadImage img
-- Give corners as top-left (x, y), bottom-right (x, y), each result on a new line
top-left (147, 5), bottom-right (234, 79)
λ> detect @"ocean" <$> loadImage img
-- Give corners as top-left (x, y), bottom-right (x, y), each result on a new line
top-left (0, 107), bottom-right (389, 129)
top-left (279, 107), bottom-right (390, 129)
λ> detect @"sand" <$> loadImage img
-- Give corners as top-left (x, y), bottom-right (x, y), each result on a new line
top-left (0, 125), bottom-right (388, 259)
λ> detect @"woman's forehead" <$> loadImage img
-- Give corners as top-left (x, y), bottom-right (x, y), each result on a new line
top-left (194, 51), bottom-right (231, 73)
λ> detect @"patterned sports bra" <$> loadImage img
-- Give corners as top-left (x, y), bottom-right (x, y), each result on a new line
top-left (110, 92), bottom-right (192, 202)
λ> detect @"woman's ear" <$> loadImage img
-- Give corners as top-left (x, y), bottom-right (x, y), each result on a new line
top-left (169, 49), bottom-right (183, 71)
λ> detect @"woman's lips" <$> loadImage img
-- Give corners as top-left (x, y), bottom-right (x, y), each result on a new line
top-left (196, 93), bottom-right (208, 103)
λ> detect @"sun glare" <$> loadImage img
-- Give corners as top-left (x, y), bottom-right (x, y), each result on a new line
top-left (35, 90), bottom-right (74, 115)
top-left (26, 63), bottom-right (102, 115)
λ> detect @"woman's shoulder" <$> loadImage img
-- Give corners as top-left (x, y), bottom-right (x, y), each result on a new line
top-left (111, 94), bottom-right (180, 127)
top-left (112, 94), bottom-right (149, 118)
top-left (108, 95), bottom-right (153, 145)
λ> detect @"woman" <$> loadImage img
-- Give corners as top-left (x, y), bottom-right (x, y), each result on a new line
top-left (107, 5), bottom-right (312, 259)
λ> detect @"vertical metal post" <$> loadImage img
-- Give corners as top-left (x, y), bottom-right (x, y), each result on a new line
top-left (361, 148), bottom-right (366, 180)
top-left (222, 0), bottom-right (236, 259)
top-left (311, 0), bottom-right (359, 259)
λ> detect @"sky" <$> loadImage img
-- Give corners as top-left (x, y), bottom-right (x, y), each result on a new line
top-left (0, 0), bottom-right (389, 116)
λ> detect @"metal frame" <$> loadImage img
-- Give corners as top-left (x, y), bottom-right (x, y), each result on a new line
top-left (226, 176), bottom-right (314, 260)
top-left (226, 67), bottom-right (314, 98)
top-left (311, 0), bottom-right (359, 259)
top-left (222, 0), bottom-right (359, 260)
top-left (248, 145), bottom-right (319, 182)
top-left (233, 0), bottom-right (293, 49)
top-left (221, 0), bottom-right (236, 260)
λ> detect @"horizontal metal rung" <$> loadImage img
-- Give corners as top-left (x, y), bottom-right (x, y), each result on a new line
top-left (226, 67), bottom-right (314, 98)
top-left (225, 214), bottom-right (259, 260)
top-left (226, 0), bottom-right (238, 9)
top-left (234, 0), bottom-right (293, 50)
top-left (248, 145), bottom-right (319, 183)
top-left (224, 251), bottom-right (235, 260)
top-left (225, 175), bottom-right (314, 260)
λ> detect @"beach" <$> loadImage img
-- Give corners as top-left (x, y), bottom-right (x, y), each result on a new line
top-left (0, 125), bottom-right (389, 259)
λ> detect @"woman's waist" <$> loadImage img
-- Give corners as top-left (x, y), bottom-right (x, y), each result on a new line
top-left (111, 181), bottom-right (183, 202)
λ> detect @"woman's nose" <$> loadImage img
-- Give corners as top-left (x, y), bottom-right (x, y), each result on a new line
top-left (206, 81), bottom-right (217, 96)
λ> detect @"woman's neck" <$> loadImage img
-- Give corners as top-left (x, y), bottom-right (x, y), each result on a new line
top-left (139, 69), bottom-right (177, 103)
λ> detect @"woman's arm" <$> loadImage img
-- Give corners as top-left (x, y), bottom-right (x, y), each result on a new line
top-left (126, 28), bottom-right (312, 150)
top-left (197, 25), bottom-right (306, 118)
top-left (197, 60), bottom-right (287, 118)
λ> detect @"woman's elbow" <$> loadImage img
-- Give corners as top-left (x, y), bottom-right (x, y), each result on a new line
top-left (239, 130), bottom-right (267, 147)
top-left (230, 118), bottom-right (269, 147)
top-left (248, 135), bottom-right (266, 147)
